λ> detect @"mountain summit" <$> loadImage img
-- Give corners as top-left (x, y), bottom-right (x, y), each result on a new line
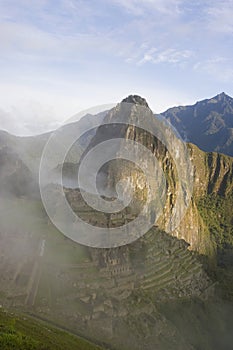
top-left (215, 91), bottom-right (232, 101)
top-left (121, 95), bottom-right (149, 108)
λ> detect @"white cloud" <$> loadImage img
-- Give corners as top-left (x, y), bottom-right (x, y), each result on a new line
top-left (0, 21), bottom-right (116, 62)
top-left (206, 0), bottom-right (233, 34)
top-left (0, 81), bottom-right (84, 135)
top-left (138, 48), bottom-right (193, 65)
top-left (193, 57), bottom-right (233, 82)
top-left (112, 0), bottom-right (182, 16)
top-left (0, 101), bottom-right (62, 136)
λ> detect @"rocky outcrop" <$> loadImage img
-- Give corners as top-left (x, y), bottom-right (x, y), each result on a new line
top-left (121, 95), bottom-right (149, 107)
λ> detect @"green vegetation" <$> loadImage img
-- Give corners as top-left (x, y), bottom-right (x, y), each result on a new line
top-left (0, 324), bottom-right (39, 350)
top-left (197, 193), bottom-right (233, 300)
top-left (0, 309), bottom-right (104, 350)
top-left (197, 193), bottom-right (233, 250)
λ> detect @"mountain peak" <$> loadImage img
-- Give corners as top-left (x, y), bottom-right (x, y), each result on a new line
top-left (121, 95), bottom-right (149, 108)
top-left (215, 92), bottom-right (232, 101)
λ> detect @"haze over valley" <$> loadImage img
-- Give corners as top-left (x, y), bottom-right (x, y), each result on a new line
top-left (0, 94), bottom-right (233, 349)
top-left (1, 1), bottom-right (233, 349)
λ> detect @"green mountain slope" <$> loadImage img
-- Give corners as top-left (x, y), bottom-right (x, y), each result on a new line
top-left (0, 309), bottom-right (105, 350)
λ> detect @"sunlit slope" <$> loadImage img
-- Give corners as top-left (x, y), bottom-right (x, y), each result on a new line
top-left (0, 308), bottom-right (105, 350)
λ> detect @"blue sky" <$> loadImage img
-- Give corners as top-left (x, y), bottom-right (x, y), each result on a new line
top-left (0, 0), bottom-right (233, 135)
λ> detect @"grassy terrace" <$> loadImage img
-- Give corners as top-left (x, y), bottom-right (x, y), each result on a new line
top-left (0, 308), bottom-right (106, 350)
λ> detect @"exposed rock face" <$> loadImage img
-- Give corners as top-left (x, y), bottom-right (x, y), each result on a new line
top-left (79, 98), bottom-right (194, 248)
top-left (121, 95), bottom-right (149, 107)
top-left (85, 97), bottom-right (191, 221)
top-left (77, 96), bottom-right (233, 258)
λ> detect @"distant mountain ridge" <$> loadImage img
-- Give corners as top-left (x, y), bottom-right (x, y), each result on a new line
top-left (161, 92), bottom-right (233, 157)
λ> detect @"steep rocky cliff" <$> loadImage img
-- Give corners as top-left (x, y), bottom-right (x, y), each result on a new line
top-left (78, 96), bottom-right (233, 260)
